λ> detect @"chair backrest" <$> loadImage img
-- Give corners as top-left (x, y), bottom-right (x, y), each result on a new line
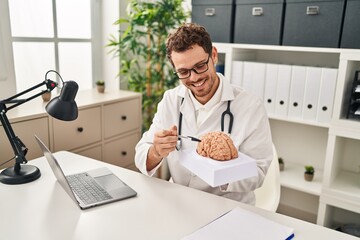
top-left (254, 144), bottom-right (281, 212)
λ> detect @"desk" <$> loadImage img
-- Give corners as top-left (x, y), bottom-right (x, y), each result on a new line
top-left (0, 151), bottom-right (357, 240)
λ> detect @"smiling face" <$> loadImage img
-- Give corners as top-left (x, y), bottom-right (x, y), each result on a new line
top-left (171, 45), bottom-right (219, 104)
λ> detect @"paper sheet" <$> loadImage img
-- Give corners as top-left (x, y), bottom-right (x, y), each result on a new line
top-left (182, 207), bottom-right (294, 240)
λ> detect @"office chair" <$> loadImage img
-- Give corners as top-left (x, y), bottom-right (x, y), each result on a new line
top-left (254, 144), bottom-right (281, 212)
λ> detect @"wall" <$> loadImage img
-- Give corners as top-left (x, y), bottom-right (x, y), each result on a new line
top-left (102, 0), bottom-right (121, 90)
top-left (0, 0), bottom-right (16, 97)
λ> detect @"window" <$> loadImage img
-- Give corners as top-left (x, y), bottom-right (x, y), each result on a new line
top-left (8, 0), bottom-right (100, 93)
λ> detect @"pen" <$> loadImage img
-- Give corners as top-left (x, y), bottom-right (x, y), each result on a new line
top-left (178, 135), bottom-right (202, 142)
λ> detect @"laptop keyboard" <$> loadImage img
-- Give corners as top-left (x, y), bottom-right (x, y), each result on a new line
top-left (67, 173), bottom-right (113, 205)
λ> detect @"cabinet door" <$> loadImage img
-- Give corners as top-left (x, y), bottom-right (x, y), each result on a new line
top-left (103, 99), bottom-right (140, 139)
top-left (74, 145), bottom-right (102, 161)
top-left (103, 133), bottom-right (140, 169)
top-left (0, 117), bottom-right (49, 169)
top-left (53, 106), bottom-right (101, 151)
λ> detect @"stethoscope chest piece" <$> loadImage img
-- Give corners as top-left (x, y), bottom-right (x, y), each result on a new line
top-left (176, 139), bottom-right (182, 151)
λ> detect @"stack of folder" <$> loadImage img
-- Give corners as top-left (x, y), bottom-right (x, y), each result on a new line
top-left (230, 61), bottom-right (338, 124)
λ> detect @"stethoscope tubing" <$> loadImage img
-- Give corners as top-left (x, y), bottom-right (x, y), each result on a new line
top-left (176, 98), bottom-right (233, 150)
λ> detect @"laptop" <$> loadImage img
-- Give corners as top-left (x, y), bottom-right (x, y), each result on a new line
top-left (35, 135), bottom-right (137, 209)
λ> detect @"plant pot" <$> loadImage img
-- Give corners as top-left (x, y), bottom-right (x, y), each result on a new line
top-left (279, 163), bottom-right (284, 171)
top-left (304, 173), bottom-right (314, 182)
top-left (97, 85), bottom-right (105, 93)
top-left (42, 92), bottom-right (52, 102)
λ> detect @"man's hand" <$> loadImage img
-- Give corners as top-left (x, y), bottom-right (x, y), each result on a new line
top-left (147, 125), bottom-right (178, 171)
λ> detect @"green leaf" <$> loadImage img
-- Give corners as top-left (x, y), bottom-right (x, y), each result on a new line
top-left (107, 0), bottom-right (189, 132)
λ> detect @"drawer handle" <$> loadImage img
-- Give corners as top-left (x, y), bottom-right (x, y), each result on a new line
top-left (252, 7), bottom-right (263, 16)
top-left (205, 8), bottom-right (215, 16)
top-left (306, 6), bottom-right (319, 15)
top-left (121, 151), bottom-right (127, 156)
top-left (121, 115), bottom-right (127, 120)
top-left (77, 127), bottom-right (84, 133)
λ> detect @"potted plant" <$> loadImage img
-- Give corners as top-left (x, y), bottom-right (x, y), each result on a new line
top-left (96, 80), bottom-right (105, 93)
top-left (278, 157), bottom-right (284, 171)
top-left (304, 165), bottom-right (315, 181)
top-left (42, 91), bottom-right (52, 102)
top-left (108, 0), bottom-right (189, 131)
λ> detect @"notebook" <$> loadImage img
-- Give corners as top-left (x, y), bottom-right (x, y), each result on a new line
top-left (35, 135), bottom-right (137, 209)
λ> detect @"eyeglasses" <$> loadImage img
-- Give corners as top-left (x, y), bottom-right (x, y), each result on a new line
top-left (174, 55), bottom-right (211, 79)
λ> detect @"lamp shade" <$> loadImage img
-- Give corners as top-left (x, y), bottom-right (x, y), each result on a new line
top-left (46, 81), bottom-right (78, 121)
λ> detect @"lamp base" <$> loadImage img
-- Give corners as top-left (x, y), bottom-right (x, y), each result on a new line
top-left (0, 164), bottom-right (41, 184)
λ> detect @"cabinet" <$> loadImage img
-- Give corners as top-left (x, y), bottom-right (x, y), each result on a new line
top-left (0, 89), bottom-right (142, 172)
top-left (214, 42), bottom-right (360, 232)
top-left (0, 117), bottom-right (50, 169)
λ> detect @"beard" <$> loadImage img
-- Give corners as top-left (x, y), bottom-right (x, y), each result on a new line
top-left (191, 72), bottom-right (218, 100)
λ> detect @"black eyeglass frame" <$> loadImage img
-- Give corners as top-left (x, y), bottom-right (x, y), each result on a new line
top-left (173, 54), bottom-right (211, 79)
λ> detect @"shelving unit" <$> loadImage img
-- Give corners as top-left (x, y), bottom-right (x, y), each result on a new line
top-left (214, 42), bottom-right (360, 232)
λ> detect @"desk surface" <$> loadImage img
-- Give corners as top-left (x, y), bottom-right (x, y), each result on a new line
top-left (0, 151), bottom-right (357, 240)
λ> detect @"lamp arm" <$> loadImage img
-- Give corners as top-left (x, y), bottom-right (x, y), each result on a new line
top-left (0, 108), bottom-right (27, 172)
top-left (0, 79), bottom-right (58, 112)
top-left (0, 79), bottom-right (57, 173)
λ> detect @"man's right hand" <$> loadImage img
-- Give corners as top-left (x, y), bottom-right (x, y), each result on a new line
top-left (146, 125), bottom-right (178, 171)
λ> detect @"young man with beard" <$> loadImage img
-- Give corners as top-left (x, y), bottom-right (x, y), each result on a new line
top-left (135, 23), bottom-right (273, 205)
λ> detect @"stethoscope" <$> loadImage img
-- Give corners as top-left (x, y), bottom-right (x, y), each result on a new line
top-left (176, 98), bottom-right (234, 150)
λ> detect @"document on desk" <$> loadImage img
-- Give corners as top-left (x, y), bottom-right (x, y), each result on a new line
top-left (182, 207), bottom-right (294, 240)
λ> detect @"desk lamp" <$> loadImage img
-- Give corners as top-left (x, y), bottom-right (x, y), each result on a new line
top-left (0, 70), bottom-right (78, 185)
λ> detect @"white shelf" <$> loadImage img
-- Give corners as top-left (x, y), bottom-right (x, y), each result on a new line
top-left (215, 42), bottom-right (343, 54)
top-left (322, 171), bottom-right (360, 211)
top-left (269, 114), bottom-right (330, 129)
top-left (214, 42), bottom-right (360, 228)
top-left (331, 120), bottom-right (360, 139)
top-left (280, 162), bottom-right (323, 196)
top-left (332, 171), bottom-right (360, 199)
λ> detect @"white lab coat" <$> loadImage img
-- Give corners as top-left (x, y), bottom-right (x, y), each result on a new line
top-left (135, 73), bottom-right (273, 205)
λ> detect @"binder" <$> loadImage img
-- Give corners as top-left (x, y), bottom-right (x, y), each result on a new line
top-left (242, 61), bottom-right (266, 99)
top-left (275, 64), bottom-right (292, 117)
top-left (263, 64), bottom-right (278, 115)
top-left (242, 61), bottom-right (254, 92)
top-left (317, 68), bottom-right (338, 123)
top-left (231, 61), bottom-right (243, 87)
top-left (303, 67), bottom-right (322, 121)
top-left (288, 65), bottom-right (306, 119)
top-left (252, 62), bottom-right (266, 100)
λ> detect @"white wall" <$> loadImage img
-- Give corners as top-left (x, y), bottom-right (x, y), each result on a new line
top-left (0, 0), bottom-right (16, 98)
top-left (102, 0), bottom-right (121, 90)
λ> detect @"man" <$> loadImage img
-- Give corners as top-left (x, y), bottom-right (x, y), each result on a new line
top-left (135, 23), bottom-right (273, 205)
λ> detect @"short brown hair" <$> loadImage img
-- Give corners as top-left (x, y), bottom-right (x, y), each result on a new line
top-left (166, 23), bottom-right (212, 66)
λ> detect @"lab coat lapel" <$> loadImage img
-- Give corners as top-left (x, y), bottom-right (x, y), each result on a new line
top-left (220, 75), bottom-right (235, 102)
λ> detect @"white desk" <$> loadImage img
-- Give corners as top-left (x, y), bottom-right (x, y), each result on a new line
top-left (0, 151), bottom-right (357, 240)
